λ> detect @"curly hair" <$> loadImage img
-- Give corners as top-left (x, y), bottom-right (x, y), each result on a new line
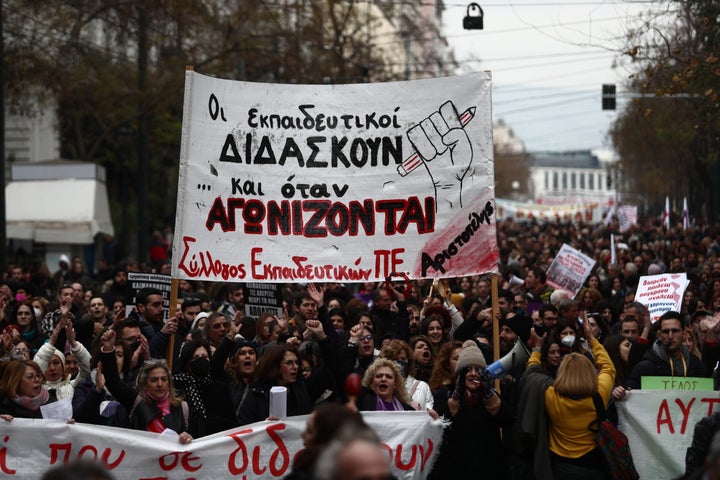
top-left (361, 357), bottom-right (410, 405)
top-left (428, 340), bottom-right (463, 391)
top-left (379, 339), bottom-right (415, 377)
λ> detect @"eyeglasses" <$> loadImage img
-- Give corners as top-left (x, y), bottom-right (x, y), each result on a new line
top-left (211, 322), bottom-right (230, 329)
top-left (359, 335), bottom-right (374, 342)
top-left (660, 328), bottom-right (682, 335)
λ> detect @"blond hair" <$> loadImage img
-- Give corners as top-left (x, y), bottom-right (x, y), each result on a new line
top-left (361, 358), bottom-right (410, 404)
top-left (553, 353), bottom-right (598, 397)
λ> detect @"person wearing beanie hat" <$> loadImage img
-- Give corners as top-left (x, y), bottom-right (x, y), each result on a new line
top-left (191, 311), bottom-right (210, 331)
top-left (455, 339), bottom-right (487, 372)
top-left (500, 312), bottom-right (532, 356)
top-left (431, 339), bottom-right (513, 478)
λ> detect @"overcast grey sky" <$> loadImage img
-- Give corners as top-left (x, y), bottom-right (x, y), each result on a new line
top-left (442, 0), bottom-right (672, 152)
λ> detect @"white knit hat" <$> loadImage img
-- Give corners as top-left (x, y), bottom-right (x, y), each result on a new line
top-left (455, 340), bottom-right (487, 372)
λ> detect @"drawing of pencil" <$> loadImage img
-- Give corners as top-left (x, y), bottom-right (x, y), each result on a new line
top-left (397, 106), bottom-right (476, 177)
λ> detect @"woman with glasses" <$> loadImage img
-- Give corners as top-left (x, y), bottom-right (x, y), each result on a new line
top-left (0, 359), bottom-right (53, 419)
top-left (98, 329), bottom-right (193, 444)
top-left (7, 301), bottom-right (47, 356)
top-left (341, 324), bottom-right (378, 379)
top-left (239, 319), bottom-right (337, 423)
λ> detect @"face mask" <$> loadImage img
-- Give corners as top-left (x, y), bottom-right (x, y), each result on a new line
top-left (189, 357), bottom-right (210, 378)
top-left (396, 359), bottom-right (409, 378)
top-left (33, 308), bottom-right (43, 319)
top-left (561, 335), bottom-right (576, 348)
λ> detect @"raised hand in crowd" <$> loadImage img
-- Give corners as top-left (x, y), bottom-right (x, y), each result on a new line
top-left (286, 335), bottom-right (301, 348)
top-left (582, 315), bottom-right (594, 341)
top-left (305, 319), bottom-right (326, 341)
top-left (348, 324), bottom-right (363, 345)
top-left (131, 333), bottom-right (150, 368)
top-left (100, 329), bottom-right (116, 351)
top-left (274, 314), bottom-right (288, 336)
top-left (160, 314), bottom-right (178, 336)
top-left (59, 293), bottom-right (72, 318)
top-left (706, 312), bottom-right (720, 343)
top-left (95, 361), bottom-right (106, 393)
top-left (529, 326), bottom-right (546, 350)
top-left (111, 307), bottom-right (126, 328)
top-left (307, 283), bottom-right (324, 315)
top-left (65, 319), bottom-right (78, 348)
top-left (49, 318), bottom-right (68, 346)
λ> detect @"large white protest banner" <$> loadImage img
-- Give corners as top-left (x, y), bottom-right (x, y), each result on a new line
top-left (617, 390), bottom-right (720, 479)
top-left (635, 273), bottom-right (689, 322)
top-left (545, 243), bottom-right (596, 298)
top-left (0, 411), bottom-right (443, 479)
top-left (171, 72), bottom-right (498, 283)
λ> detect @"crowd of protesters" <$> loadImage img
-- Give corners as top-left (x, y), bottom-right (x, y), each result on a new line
top-left (2, 215), bottom-right (720, 478)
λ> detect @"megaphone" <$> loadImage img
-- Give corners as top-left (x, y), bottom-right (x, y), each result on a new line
top-left (486, 340), bottom-right (530, 379)
top-left (507, 274), bottom-right (525, 288)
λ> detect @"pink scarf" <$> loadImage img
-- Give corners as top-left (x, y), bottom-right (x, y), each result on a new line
top-left (145, 390), bottom-right (171, 416)
top-left (14, 388), bottom-right (50, 411)
top-left (144, 390), bottom-right (171, 433)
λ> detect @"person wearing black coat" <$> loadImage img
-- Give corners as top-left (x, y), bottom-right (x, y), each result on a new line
top-left (98, 330), bottom-right (193, 444)
top-left (430, 340), bottom-right (514, 479)
top-left (240, 320), bottom-right (338, 423)
top-left (627, 312), bottom-right (708, 389)
top-left (685, 411), bottom-right (720, 479)
top-left (173, 338), bottom-right (236, 436)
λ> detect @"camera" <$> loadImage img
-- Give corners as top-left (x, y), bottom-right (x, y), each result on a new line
top-left (533, 323), bottom-right (547, 337)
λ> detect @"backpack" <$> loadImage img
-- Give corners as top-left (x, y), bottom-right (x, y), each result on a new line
top-left (589, 393), bottom-right (639, 480)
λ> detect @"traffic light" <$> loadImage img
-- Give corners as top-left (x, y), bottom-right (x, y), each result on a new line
top-left (602, 84), bottom-right (616, 110)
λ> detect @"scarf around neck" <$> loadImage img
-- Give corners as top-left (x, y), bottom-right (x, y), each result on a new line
top-left (14, 388), bottom-right (50, 411)
top-left (375, 395), bottom-right (404, 411)
top-left (174, 371), bottom-right (208, 420)
top-left (145, 390), bottom-right (171, 416)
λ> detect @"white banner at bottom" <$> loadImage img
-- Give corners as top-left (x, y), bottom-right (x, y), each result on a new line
top-left (617, 389), bottom-right (720, 479)
top-left (0, 411), bottom-right (444, 479)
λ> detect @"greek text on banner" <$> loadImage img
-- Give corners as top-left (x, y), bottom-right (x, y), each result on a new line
top-left (0, 411), bottom-right (444, 479)
top-left (171, 72), bottom-right (499, 283)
